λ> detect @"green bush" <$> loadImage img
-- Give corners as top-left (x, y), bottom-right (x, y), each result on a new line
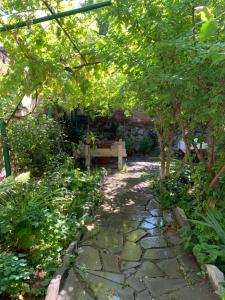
top-left (0, 252), bottom-right (32, 299)
top-left (8, 116), bottom-right (65, 176)
top-left (139, 136), bottom-right (155, 154)
top-left (153, 163), bottom-right (225, 272)
top-left (152, 166), bottom-right (194, 214)
top-left (0, 161), bottom-right (103, 298)
top-left (125, 137), bottom-right (135, 155)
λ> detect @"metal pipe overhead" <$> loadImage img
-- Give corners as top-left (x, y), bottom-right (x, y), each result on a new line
top-left (0, 1), bottom-right (112, 32)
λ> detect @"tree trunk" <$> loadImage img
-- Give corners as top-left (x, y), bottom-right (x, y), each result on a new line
top-left (183, 132), bottom-right (191, 157)
top-left (165, 129), bottom-right (174, 176)
top-left (207, 122), bottom-right (215, 170)
top-left (157, 128), bottom-right (166, 179)
top-left (175, 104), bottom-right (191, 157)
top-left (209, 165), bottom-right (225, 189)
top-left (191, 5), bottom-right (196, 43)
top-left (192, 139), bottom-right (204, 163)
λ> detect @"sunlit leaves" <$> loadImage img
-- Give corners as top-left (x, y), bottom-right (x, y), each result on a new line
top-left (0, 0), bottom-right (117, 117)
top-left (195, 6), bottom-right (213, 21)
top-left (195, 5), bottom-right (220, 41)
top-left (200, 19), bottom-right (218, 41)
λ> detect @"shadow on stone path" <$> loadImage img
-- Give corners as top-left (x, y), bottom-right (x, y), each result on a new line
top-left (58, 158), bottom-right (218, 300)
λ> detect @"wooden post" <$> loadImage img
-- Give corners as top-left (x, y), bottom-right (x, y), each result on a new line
top-left (85, 144), bottom-right (91, 169)
top-left (118, 139), bottom-right (123, 170)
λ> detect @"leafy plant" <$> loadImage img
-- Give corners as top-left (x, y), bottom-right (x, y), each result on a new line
top-left (180, 209), bottom-right (225, 273)
top-left (83, 130), bottom-right (96, 146)
top-left (0, 252), bottom-right (32, 299)
top-left (190, 209), bottom-right (225, 245)
top-left (217, 288), bottom-right (225, 300)
top-left (0, 160), bottom-right (103, 298)
top-left (125, 137), bottom-right (135, 155)
top-left (153, 164), bottom-right (194, 213)
top-left (139, 136), bottom-right (155, 154)
top-left (8, 116), bottom-right (66, 176)
top-left (154, 163), bottom-right (225, 272)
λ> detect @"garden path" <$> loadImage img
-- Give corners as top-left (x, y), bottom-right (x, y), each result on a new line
top-left (58, 158), bottom-right (218, 300)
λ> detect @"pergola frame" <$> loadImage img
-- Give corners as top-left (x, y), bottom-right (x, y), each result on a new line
top-left (0, 1), bottom-right (111, 32)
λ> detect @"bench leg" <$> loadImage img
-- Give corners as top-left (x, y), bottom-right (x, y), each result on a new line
top-left (85, 145), bottom-right (91, 169)
top-left (118, 144), bottom-right (123, 170)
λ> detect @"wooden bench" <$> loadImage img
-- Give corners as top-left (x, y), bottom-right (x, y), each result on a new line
top-left (81, 139), bottom-right (127, 170)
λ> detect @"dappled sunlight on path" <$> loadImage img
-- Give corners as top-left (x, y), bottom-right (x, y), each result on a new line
top-left (58, 158), bottom-right (218, 300)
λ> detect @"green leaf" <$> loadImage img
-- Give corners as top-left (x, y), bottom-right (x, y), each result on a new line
top-left (200, 19), bottom-right (218, 41)
top-left (195, 6), bottom-right (213, 21)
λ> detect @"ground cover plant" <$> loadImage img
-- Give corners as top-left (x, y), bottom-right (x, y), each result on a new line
top-left (0, 161), bottom-right (103, 299)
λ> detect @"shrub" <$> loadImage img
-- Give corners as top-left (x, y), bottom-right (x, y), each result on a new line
top-left (125, 137), bottom-right (135, 155)
top-left (152, 165), bottom-right (194, 214)
top-left (8, 116), bottom-right (65, 176)
top-left (180, 209), bottom-right (225, 273)
top-left (139, 136), bottom-right (156, 154)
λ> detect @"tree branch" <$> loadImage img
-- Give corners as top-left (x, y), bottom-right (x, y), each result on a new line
top-left (65, 61), bottom-right (101, 72)
top-left (73, 61), bottom-right (101, 69)
top-left (209, 165), bottom-right (225, 189)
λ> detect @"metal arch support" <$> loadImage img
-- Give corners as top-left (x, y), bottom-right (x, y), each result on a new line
top-left (0, 120), bottom-right (11, 177)
top-left (0, 1), bottom-right (112, 32)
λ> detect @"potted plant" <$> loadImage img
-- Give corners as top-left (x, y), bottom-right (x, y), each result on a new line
top-left (83, 131), bottom-right (96, 146)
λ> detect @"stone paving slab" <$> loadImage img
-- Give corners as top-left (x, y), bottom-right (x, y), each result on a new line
top-left (135, 261), bottom-right (164, 278)
top-left (145, 277), bottom-right (187, 297)
top-left (143, 248), bottom-right (175, 260)
top-left (127, 229), bottom-right (147, 242)
top-left (87, 270), bottom-right (125, 284)
top-left (91, 228), bottom-right (123, 254)
top-left (140, 221), bottom-right (156, 230)
top-left (155, 283), bottom-right (216, 300)
top-left (101, 252), bottom-right (120, 273)
top-left (157, 258), bottom-right (182, 278)
top-left (121, 261), bottom-right (141, 271)
top-left (140, 236), bottom-right (167, 249)
top-left (59, 159), bottom-right (218, 300)
top-left (136, 289), bottom-right (152, 300)
top-left (76, 246), bottom-right (101, 271)
top-left (121, 241), bottom-right (142, 261)
top-left (82, 272), bottom-right (135, 299)
top-left (126, 276), bottom-right (145, 292)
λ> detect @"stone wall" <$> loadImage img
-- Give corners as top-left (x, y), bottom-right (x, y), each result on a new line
top-left (116, 125), bottom-right (157, 154)
top-left (90, 110), bottom-right (157, 155)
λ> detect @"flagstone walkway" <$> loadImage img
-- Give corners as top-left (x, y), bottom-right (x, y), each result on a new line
top-left (58, 159), bottom-right (218, 300)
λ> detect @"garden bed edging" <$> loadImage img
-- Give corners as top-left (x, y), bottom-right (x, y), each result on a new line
top-left (45, 173), bottom-right (107, 300)
top-left (45, 232), bottom-right (82, 300)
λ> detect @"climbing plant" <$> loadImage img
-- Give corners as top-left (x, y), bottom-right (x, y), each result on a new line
top-left (0, 0), bottom-right (118, 117)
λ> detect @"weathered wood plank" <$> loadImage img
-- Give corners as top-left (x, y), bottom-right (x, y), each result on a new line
top-left (90, 148), bottom-right (127, 157)
top-left (78, 140), bottom-right (127, 170)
